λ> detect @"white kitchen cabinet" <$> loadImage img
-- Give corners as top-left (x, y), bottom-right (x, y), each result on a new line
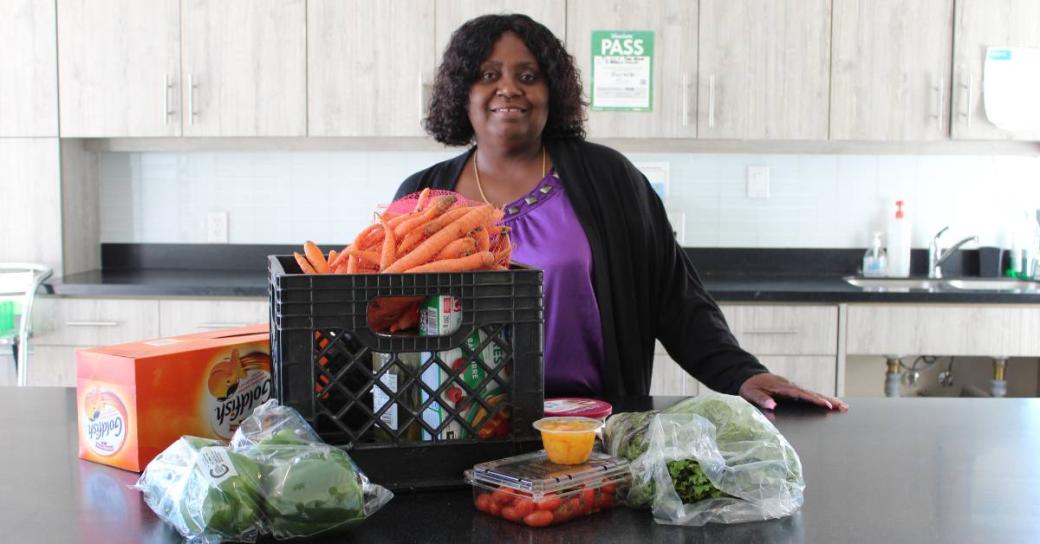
top-left (830, 0), bottom-right (954, 141)
top-left (32, 297), bottom-right (160, 347)
top-left (566, 0), bottom-right (698, 139)
top-left (0, 139), bottom-right (62, 271)
top-left (25, 346), bottom-right (79, 387)
top-left (845, 303), bottom-right (1040, 357)
top-left (434, 1), bottom-right (566, 57)
top-left (158, 298), bottom-right (268, 336)
top-left (308, 0), bottom-right (434, 137)
top-left (181, 0), bottom-right (306, 137)
top-left (57, 0), bottom-right (181, 137)
top-left (0, 0), bottom-right (57, 137)
top-left (952, 0), bottom-right (1040, 141)
top-left (719, 304), bottom-right (838, 356)
top-left (756, 355), bottom-right (837, 397)
top-left (697, 0), bottom-right (831, 140)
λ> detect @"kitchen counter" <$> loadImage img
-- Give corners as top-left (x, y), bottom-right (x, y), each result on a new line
top-left (2, 388), bottom-right (1037, 543)
top-left (47, 269), bottom-right (1040, 303)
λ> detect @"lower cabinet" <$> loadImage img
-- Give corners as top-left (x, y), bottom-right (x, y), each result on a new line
top-left (25, 296), bottom-right (268, 386)
top-left (649, 304), bottom-right (841, 397)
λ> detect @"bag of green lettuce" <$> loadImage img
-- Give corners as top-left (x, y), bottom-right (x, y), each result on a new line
top-left (135, 436), bottom-right (265, 543)
top-left (603, 393), bottom-right (804, 526)
top-left (230, 400), bottom-right (393, 539)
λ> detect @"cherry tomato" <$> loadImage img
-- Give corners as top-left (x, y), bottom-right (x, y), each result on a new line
top-left (601, 483), bottom-right (617, 495)
top-left (595, 491), bottom-right (614, 511)
top-left (488, 501), bottom-right (502, 516)
top-left (474, 493), bottom-right (491, 513)
top-left (536, 493), bottom-right (562, 511)
top-left (580, 488), bottom-right (595, 515)
top-left (523, 510), bottom-right (555, 527)
top-left (500, 506), bottom-right (525, 523)
top-left (491, 486), bottom-right (515, 506)
top-left (513, 498), bottom-right (536, 518)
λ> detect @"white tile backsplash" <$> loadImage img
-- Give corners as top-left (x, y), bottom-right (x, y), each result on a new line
top-left (98, 150), bottom-right (1040, 248)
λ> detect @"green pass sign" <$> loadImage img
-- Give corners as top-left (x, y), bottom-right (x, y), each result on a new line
top-left (591, 30), bottom-right (654, 111)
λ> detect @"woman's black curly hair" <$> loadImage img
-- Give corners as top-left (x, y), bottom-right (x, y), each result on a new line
top-left (424, 14), bottom-right (586, 145)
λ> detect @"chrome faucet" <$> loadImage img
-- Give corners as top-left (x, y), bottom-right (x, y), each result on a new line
top-left (928, 226), bottom-right (978, 279)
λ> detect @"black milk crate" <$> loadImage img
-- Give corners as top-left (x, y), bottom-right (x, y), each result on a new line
top-left (268, 255), bottom-right (544, 491)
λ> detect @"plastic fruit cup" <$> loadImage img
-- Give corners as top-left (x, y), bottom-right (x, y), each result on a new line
top-left (532, 417), bottom-right (603, 465)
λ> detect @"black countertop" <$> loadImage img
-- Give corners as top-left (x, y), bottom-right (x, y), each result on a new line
top-left (48, 269), bottom-right (1040, 303)
top-left (46, 245), bottom-right (1040, 302)
top-left (4, 388), bottom-right (1037, 544)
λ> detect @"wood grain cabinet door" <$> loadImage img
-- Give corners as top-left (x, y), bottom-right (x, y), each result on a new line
top-left (830, 0), bottom-right (954, 141)
top-left (952, 0), bottom-right (1040, 141)
top-left (57, 0), bottom-right (181, 137)
top-left (0, 0), bottom-right (58, 137)
top-left (309, 0), bottom-right (435, 137)
top-left (566, 0), bottom-right (698, 139)
top-left (698, 0), bottom-right (831, 140)
top-left (181, 0), bottom-right (306, 137)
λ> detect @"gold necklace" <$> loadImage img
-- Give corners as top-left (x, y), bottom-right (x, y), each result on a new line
top-left (473, 146), bottom-right (546, 207)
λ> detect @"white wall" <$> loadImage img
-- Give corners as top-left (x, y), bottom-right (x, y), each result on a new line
top-left (98, 150), bottom-right (1040, 247)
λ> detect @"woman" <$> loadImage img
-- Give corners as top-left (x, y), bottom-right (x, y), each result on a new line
top-left (395, 14), bottom-right (846, 412)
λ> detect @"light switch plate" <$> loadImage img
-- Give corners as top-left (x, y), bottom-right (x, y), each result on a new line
top-left (747, 166), bottom-right (770, 199)
top-left (207, 211), bottom-right (229, 243)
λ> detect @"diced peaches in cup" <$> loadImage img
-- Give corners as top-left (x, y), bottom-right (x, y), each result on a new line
top-left (532, 417), bottom-right (602, 465)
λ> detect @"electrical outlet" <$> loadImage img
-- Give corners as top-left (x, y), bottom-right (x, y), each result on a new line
top-left (207, 211), bottom-right (229, 243)
top-left (747, 166), bottom-right (770, 199)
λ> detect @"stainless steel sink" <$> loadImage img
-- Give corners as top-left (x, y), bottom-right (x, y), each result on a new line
top-left (945, 278), bottom-right (1040, 292)
top-left (843, 276), bottom-right (943, 290)
top-left (844, 276), bottom-right (1040, 292)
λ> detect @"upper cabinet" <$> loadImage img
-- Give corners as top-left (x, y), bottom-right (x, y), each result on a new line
top-left (435, 1), bottom-right (566, 57)
top-left (698, 0), bottom-right (831, 140)
top-left (57, 0), bottom-right (181, 137)
top-left (952, 0), bottom-right (1040, 141)
top-left (308, 0), bottom-right (435, 137)
top-left (0, 0), bottom-right (58, 137)
top-left (566, 0), bottom-right (698, 139)
top-left (181, 0), bottom-right (306, 137)
top-left (830, 0), bottom-right (954, 141)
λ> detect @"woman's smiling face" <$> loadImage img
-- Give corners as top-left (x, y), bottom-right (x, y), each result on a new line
top-left (467, 31), bottom-right (549, 147)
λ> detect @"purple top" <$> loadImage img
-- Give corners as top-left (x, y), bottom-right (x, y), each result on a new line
top-left (502, 170), bottom-right (605, 396)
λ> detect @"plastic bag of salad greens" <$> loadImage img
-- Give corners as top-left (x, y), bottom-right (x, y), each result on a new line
top-left (230, 400), bottom-right (394, 539)
top-left (604, 393), bottom-right (804, 526)
top-left (134, 436), bottom-right (265, 544)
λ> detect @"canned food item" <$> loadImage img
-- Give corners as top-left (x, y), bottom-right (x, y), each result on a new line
top-left (419, 296), bottom-right (510, 441)
top-left (371, 351), bottom-right (421, 442)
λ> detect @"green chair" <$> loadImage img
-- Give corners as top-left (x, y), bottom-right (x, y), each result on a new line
top-left (0, 264), bottom-right (53, 386)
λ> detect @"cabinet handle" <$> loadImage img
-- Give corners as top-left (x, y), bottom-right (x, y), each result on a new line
top-left (66, 321), bottom-right (119, 327)
top-left (933, 75), bottom-right (945, 130)
top-left (681, 73), bottom-right (689, 127)
top-left (197, 322), bottom-right (249, 329)
top-left (163, 75), bottom-right (173, 126)
top-left (708, 75), bottom-right (716, 129)
top-left (965, 72), bottom-right (973, 129)
top-left (743, 329), bottom-right (799, 336)
top-left (188, 75), bottom-right (198, 126)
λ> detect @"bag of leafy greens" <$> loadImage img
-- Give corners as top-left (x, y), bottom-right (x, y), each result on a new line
top-left (135, 436), bottom-right (265, 544)
top-left (230, 400), bottom-right (394, 539)
top-left (604, 392), bottom-right (804, 526)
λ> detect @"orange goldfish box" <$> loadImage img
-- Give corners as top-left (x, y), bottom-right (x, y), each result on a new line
top-left (76, 323), bottom-right (272, 472)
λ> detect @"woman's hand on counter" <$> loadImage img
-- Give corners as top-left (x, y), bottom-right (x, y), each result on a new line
top-left (739, 373), bottom-right (849, 412)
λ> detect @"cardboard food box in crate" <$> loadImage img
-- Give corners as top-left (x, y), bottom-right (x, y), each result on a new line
top-left (76, 324), bottom-right (272, 471)
top-left (268, 255), bottom-right (544, 490)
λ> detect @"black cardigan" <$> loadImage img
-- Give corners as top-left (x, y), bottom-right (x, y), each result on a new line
top-left (394, 139), bottom-right (767, 396)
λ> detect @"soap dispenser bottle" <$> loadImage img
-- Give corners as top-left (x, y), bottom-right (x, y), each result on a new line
top-left (863, 232), bottom-right (888, 277)
top-left (886, 200), bottom-right (912, 277)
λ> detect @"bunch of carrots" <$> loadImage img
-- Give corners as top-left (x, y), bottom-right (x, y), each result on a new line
top-left (292, 189), bottom-right (512, 333)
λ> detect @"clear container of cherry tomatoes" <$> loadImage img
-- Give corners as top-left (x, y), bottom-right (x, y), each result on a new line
top-left (464, 450), bottom-right (630, 527)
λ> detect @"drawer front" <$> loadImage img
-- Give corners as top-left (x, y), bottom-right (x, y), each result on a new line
top-left (650, 347), bottom-right (702, 397)
top-left (719, 304), bottom-right (838, 356)
top-left (32, 297), bottom-right (160, 346)
top-left (158, 299), bottom-right (268, 337)
top-left (757, 355), bottom-right (836, 397)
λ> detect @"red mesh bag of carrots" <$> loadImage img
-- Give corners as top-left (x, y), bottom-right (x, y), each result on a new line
top-left (291, 188), bottom-right (513, 334)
